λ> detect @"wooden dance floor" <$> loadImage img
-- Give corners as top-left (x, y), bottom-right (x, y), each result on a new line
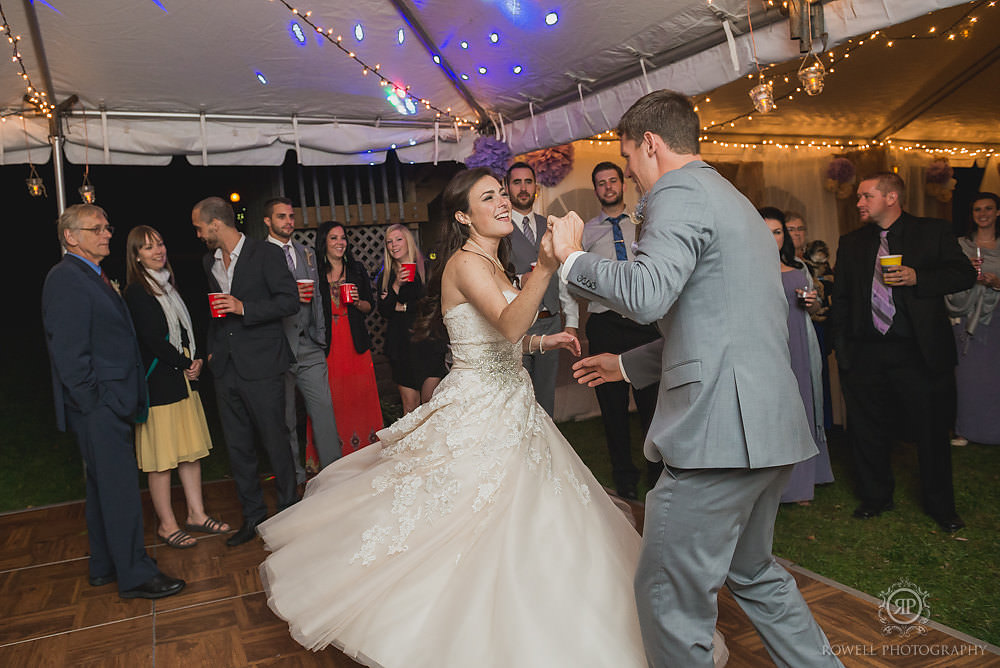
top-left (1, 479), bottom-right (996, 667)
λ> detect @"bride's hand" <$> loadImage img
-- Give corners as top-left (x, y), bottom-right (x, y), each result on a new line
top-left (542, 331), bottom-right (581, 357)
top-left (536, 228), bottom-right (559, 273)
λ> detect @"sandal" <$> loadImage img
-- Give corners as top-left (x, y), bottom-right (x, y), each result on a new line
top-left (184, 516), bottom-right (230, 535)
top-left (160, 529), bottom-right (197, 549)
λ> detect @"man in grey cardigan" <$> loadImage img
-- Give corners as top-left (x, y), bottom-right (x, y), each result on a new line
top-left (552, 90), bottom-right (841, 667)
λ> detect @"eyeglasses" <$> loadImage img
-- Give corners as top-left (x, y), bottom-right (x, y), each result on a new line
top-left (77, 225), bottom-right (115, 235)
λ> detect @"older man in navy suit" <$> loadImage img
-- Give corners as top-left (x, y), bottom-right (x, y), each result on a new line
top-left (42, 204), bottom-right (185, 599)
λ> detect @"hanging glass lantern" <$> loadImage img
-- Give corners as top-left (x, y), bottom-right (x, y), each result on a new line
top-left (748, 76), bottom-right (775, 114)
top-left (78, 171), bottom-right (96, 204)
top-left (26, 165), bottom-right (46, 197)
top-left (797, 55), bottom-right (826, 96)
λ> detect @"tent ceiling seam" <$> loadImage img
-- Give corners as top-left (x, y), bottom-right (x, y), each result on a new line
top-left (385, 0), bottom-right (489, 125)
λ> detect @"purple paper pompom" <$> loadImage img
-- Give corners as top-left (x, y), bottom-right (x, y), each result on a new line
top-left (926, 159), bottom-right (953, 185)
top-left (523, 144), bottom-right (575, 187)
top-left (464, 136), bottom-right (514, 180)
top-left (825, 157), bottom-right (856, 184)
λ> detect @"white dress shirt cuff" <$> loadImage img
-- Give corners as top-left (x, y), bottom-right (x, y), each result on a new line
top-left (618, 355), bottom-right (631, 384)
top-left (559, 250), bottom-right (587, 282)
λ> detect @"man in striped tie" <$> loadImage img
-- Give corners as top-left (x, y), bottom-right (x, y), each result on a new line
top-left (831, 173), bottom-right (975, 532)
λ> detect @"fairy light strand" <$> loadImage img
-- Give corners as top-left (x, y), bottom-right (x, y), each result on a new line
top-left (696, 0), bottom-right (995, 147)
top-left (0, 1), bottom-right (53, 117)
top-left (268, 0), bottom-right (476, 127)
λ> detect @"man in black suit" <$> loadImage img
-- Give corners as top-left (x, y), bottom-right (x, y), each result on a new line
top-left (831, 173), bottom-right (976, 532)
top-left (192, 197), bottom-right (300, 546)
top-left (42, 204), bottom-right (185, 599)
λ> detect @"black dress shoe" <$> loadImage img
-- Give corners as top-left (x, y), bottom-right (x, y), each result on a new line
top-left (935, 515), bottom-right (966, 533)
top-left (852, 501), bottom-right (895, 519)
top-left (88, 573), bottom-right (116, 587)
top-left (120, 573), bottom-right (185, 600)
top-left (226, 520), bottom-right (261, 547)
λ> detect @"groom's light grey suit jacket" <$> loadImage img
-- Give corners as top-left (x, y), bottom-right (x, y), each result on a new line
top-left (567, 160), bottom-right (816, 470)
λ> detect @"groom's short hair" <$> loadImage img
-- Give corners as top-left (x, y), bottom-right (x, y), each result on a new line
top-left (616, 90), bottom-right (700, 156)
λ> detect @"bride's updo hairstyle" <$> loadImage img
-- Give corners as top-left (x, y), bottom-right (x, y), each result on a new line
top-left (413, 167), bottom-right (514, 342)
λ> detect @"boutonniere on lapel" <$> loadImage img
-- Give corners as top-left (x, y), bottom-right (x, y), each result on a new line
top-left (110, 279), bottom-right (122, 296)
top-left (305, 248), bottom-right (315, 269)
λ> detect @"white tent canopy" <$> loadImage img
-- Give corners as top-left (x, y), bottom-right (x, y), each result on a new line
top-left (0, 0), bottom-right (985, 171)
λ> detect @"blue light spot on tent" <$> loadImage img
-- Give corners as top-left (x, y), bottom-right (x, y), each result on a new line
top-left (149, 0), bottom-right (167, 12)
top-left (460, 40), bottom-right (469, 49)
top-left (354, 24), bottom-right (365, 41)
top-left (545, 11), bottom-right (558, 25)
top-left (397, 28), bottom-right (405, 44)
top-left (30, 0), bottom-right (63, 13)
top-left (512, 65), bottom-right (523, 74)
top-left (432, 55), bottom-right (441, 64)
top-left (255, 71), bottom-right (268, 85)
top-left (404, 97), bottom-right (417, 114)
top-left (478, 66), bottom-right (487, 75)
top-left (460, 73), bottom-right (469, 80)
top-left (409, 138), bottom-right (417, 145)
top-left (290, 22), bottom-right (307, 46)
top-left (489, 32), bottom-right (500, 44)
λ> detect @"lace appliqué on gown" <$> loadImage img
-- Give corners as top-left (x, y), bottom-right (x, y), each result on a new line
top-left (351, 297), bottom-right (588, 567)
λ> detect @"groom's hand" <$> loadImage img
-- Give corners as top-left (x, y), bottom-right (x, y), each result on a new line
top-left (572, 353), bottom-right (623, 387)
top-left (548, 212), bottom-right (584, 264)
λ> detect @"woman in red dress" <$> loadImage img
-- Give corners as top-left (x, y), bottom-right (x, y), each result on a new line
top-left (306, 221), bottom-right (383, 465)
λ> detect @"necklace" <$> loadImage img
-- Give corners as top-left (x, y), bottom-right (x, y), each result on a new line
top-left (462, 238), bottom-right (506, 274)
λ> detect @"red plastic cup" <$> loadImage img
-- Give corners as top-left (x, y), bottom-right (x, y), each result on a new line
top-left (400, 263), bottom-right (417, 282)
top-left (339, 282), bottom-right (356, 304)
top-left (208, 292), bottom-right (227, 318)
top-left (296, 279), bottom-right (315, 302)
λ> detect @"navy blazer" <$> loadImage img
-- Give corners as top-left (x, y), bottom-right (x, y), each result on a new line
top-left (42, 255), bottom-right (147, 431)
top-left (831, 212), bottom-right (976, 373)
top-left (202, 236), bottom-right (300, 380)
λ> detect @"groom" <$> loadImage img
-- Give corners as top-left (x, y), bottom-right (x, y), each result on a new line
top-left (551, 90), bottom-right (841, 667)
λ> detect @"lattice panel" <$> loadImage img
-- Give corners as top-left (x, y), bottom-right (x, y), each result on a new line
top-left (293, 225), bottom-right (416, 356)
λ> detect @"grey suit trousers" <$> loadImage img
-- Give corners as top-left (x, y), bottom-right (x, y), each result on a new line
top-left (637, 464), bottom-right (841, 668)
top-left (285, 339), bottom-right (341, 480)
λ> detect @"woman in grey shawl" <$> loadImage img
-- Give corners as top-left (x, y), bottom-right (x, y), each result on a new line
top-left (946, 192), bottom-right (1000, 446)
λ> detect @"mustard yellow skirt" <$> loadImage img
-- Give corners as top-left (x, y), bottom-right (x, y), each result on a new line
top-left (135, 380), bottom-right (212, 473)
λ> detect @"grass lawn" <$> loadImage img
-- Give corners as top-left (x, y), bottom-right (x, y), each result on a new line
top-left (3, 361), bottom-right (997, 646)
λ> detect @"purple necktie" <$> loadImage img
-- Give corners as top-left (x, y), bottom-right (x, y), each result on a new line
top-left (283, 244), bottom-right (295, 272)
top-left (871, 230), bottom-right (895, 335)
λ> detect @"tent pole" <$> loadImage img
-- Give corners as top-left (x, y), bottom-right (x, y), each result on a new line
top-left (49, 133), bottom-right (66, 214)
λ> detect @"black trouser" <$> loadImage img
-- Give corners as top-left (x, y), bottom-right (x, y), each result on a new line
top-left (214, 363), bottom-right (298, 524)
top-left (840, 338), bottom-right (957, 520)
top-left (585, 310), bottom-right (662, 495)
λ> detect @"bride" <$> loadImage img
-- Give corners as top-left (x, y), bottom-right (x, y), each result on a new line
top-left (258, 167), bottom-right (728, 667)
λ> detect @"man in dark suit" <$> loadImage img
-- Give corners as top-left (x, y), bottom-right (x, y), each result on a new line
top-left (831, 172), bottom-right (976, 532)
top-left (505, 161), bottom-right (579, 417)
top-left (580, 161), bottom-right (661, 500)
top-left (263, 197), bottom-right (341, 480)
top-left (42, 204), bottom-right (185, 599)
top-left (192, 196), bottom-right (300, 546)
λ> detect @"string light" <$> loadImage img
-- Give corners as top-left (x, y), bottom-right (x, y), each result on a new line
top-left (268, 0), bottom-right (476, 126)
top-left (696, 0), bottom-right (994, 141)
top-left (1, 3), bottom-right (54, 117)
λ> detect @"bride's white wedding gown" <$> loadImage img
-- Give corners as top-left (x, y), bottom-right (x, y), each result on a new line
top-left (259, 293), bottom-right (727, 667)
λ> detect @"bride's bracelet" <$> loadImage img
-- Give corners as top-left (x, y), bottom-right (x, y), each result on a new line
top-left (539, 335), bottom-right (546, 354)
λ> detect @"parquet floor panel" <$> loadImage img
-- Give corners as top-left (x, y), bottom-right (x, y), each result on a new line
top-left (1, 478), bottom-right (997, 666)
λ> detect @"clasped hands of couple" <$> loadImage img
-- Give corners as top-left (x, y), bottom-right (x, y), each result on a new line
top-left (532, 212), bottom-right (626, 387)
